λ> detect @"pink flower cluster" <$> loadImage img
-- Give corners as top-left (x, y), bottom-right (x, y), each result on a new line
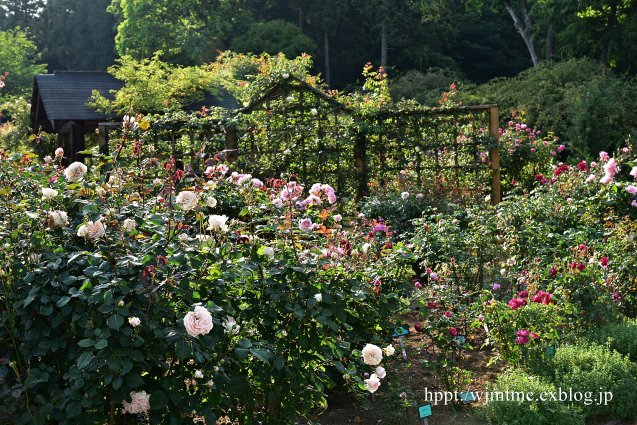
top-left (309, 183), bottom-right (337, 204)
top-left (515, 329), bottom-right (539, 345)
top-left (508, 297), bottom-right (527, 310)
top-left (600, 158), bottom-right (619, 184)
top-left (532, 290), bottom-right (554, 305)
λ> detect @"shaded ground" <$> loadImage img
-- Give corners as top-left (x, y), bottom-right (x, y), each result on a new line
top-left (315, 319), bottom-right (636, 425)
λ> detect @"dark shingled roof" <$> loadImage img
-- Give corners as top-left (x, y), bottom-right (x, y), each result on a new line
top-left (34, 71), bottom-right (123, 121)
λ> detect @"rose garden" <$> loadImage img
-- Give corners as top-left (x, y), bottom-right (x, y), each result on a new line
top-left (1, 53), bottom-right (637, 425)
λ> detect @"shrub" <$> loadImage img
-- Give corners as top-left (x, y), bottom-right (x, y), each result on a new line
top-left (551, 344), bottom-right (637, 420)
top-left (482, 368), bottom-right (584, 425)
top-left (359, 191), bottom-right (429, 237)
top-left (584, 317), bottom-right (637, 362)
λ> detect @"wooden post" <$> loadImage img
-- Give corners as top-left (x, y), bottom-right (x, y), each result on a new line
top-left (488, 106), bottom-right (501, 205)
top-left (354, 129), bottom-right (368, 200)
top-left (225, 124), bottom-right (238, 163)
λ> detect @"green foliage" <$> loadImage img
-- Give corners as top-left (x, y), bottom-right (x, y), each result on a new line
top-left (482, 368), bottom-right (585, 425)
top-left (0, 27), bottom-right (46, 96)
top-left (584, 317), bottom-right (637, 361)
top-left (230, 19), bottom-right (317, 59)
top-left (359, 192), bottom-right (430, 237)
top-left (91, 53), bottom-right (217, 115)
top-left (0, 96), bottom-right (30, 151)
top-left (463, 58), bottom-right (637, 157)
top-left (389, 68), bottom-right (461, 106)
top-left (551, 344), bottom-right (637, 420)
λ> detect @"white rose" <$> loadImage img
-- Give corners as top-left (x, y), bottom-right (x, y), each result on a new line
top-left (41, 188), bottom-right (58, 199)
top-left (44, 155), bottom-right (53, 164)
top-left (361, 243), bottom-right (371, 254)
top-left (183, 305), bottom-right (213, 337)
top-left (314, 293), bottom-right (322, 302)
top-left (364, 373), bottom-right (381, 393)
top-left (121, 390), bottom-right (150, 414)
top-left (77, 225), bottom-right (89, 237)
top-left (310, 108), bottom-right (318, 115)
top-left (178, 233), bottom-right (189, 242)
top-left (122, 218), bottom-right (136, 232)
top-left (48, 210), bottom-right (69, 229)
top-left (206, 196), bottom-right (218, 208)
top-left (222, 316), bottom-right (240, 335)
top-left (64, 161), bottom-right (88, 182)
top-left (55, 147), bottom-right (64, 158)
top-left (384, 344), bottom-right (395, 356)
top-left (263, 246), bottom-right (274, 259)
top-left (361, 343), bottom-right (383, 366)
top-left (207, 215), bottom-right (229, 232)
top-left (128, 317), bottom-right (141, 327)
top-left (375, 366), bottom-right (386, 379)
top-left (176, 191), bottom-right (199, 211)
top-left (401, 191), bottom-right (409, 199)
top-left (194, 370), bottom-right (204, 379)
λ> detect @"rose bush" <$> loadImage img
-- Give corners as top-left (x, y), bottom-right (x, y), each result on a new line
top-left (0, 137), bottom-right (413, 423)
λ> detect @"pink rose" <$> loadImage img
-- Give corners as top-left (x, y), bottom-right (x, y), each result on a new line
top-left (599, 151), bottom-right (610, 162)
top-left (299, 218), bottom-right (313, 231)
top-left (183, 306), bottom-right (213, 337)
top-left (626, 185), bottom-right (637, 195)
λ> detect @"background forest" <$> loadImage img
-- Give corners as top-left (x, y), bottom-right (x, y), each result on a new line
top-left (2, 0), bottom-right (637, 156)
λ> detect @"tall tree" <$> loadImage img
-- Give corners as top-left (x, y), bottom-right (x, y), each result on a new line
top-left (0, 0), bottom-right (44, 30)
top-left (41, 0), bottom-right (117, 71)
top-left (0, 27), bottom-right (47, 96)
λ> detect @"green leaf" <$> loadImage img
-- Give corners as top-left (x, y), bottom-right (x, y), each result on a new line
top-left (77, 351), bottom-right (93, 369)
top-left (57, 296), bottom-right (71, 307)
top-left (175, 340), bottom-right (191, 360)
top-left (107, 314), bottom-right (124, 330)
top-left (150, 389), bottom-right (168, 410)
top-left (78, 339), bottom-right (95, 348)
top-left (250, 348), bottom-right (273, 364)
top-left (94, 339), bottom-right (108, 350)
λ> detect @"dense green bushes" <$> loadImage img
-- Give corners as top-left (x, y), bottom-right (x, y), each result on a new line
top-left (463, 58), bottom-right (637, 157)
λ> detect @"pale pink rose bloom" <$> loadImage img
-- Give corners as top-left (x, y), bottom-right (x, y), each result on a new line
top-left (630, 166), bottom-right (637, 179)
top-left (183, 306), bottom-right (213, 337)
top-left (333, 214), bottom-right (342, 222)
top-left (603, 158), bottom-right (619, 178)
top-left (590, 161), bottom-right (597, 167)
top-left (599, 151), bottom-right (610, 162)
top-left (64, 161), bottom-right (88, 182)
top-left (585, 174), bottom-right (596, 183)
top-left (632, 200), bottom-right (637, 208)
top-left (301, 194), bottom-right (322, 207)
top-left (299, 217), bottom-right (313, 231)
top-left (128, 317), bottom-right (141, 327)
top-left (600, 175), bottom-right (613, 184)
top-left (252, 178), bottom-right (264, 189)
top-left (122, 391), bottom-right (150, 414)
top-left (55, 147), bottom-right (64, 158)
top-left (85, 220), bottom-right (106, 240)
top-left (627, 185), bottom-right (637, 195)
top-left (176, 191), bottom-right (199, 211)
top-left (375, 366), bottom-right (387, 379)
top-left (364, 373), bottom-right (381, 393)
top-left (44, 155), bottom-right (53, 164)
top-left (361, 343), bottom-right (383, 365)
top-left (272, 198), bottom-right (283, 208)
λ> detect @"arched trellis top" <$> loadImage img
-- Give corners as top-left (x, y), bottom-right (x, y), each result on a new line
top-left (98, 76), bottom-right (501, 203)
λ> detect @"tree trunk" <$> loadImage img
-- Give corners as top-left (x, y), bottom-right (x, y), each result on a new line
top-left (599, 1), bottom-right (619, 65)
top-left (323, 30), bottom-right (331, 86)
top-left (504, 0), bottom-right (540, 66)
top-left (380, 0), bottom-right (388, 68)
top-left (546, 21), bottom-right (555, 61)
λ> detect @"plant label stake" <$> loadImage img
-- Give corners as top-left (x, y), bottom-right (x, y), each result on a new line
top-left (392, 326), bottom-right (409, 362)
top-left (418, 403), bottom-right (432, 424)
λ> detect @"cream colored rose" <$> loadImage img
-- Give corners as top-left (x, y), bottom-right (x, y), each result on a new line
top-left (121, 390), bottom-right (150, 414)
top-left (128, 317), bottom-right (141, 327)
top-left (41, 188), bottom-right (58, 199)
top-left (263, 246), bottom-right (274, 259)
top-left (361, 343), bottom-right (383, 366)
top-left (183, 306), bottom-right (213, 337)
top-left (384, 344), bottom-right (395, 356)
top-left (176, 190), bottom-right (199, 211)
top-left (44, 155), bottom-right (53, 164)
top-left (364, 373), bottom-right (381, 393)
top-left (207, 215), bottom-right (229, 232)
top-left (122, 218), bottom-right (136, 232)
top-left (78, 220), bottom-right (106, 240)
top-left (48, 210), bottom-right (69, 229)
top-left (95, 186), bottom-right (106, 197)
top-left (64, 161), bottom-right (88, 182)
top-left (206, 196), bottom-right (218, 208)
top-left (222, 316), bottom-right (240, 335)
top-left (54, 147), bottom-right (64, 158)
